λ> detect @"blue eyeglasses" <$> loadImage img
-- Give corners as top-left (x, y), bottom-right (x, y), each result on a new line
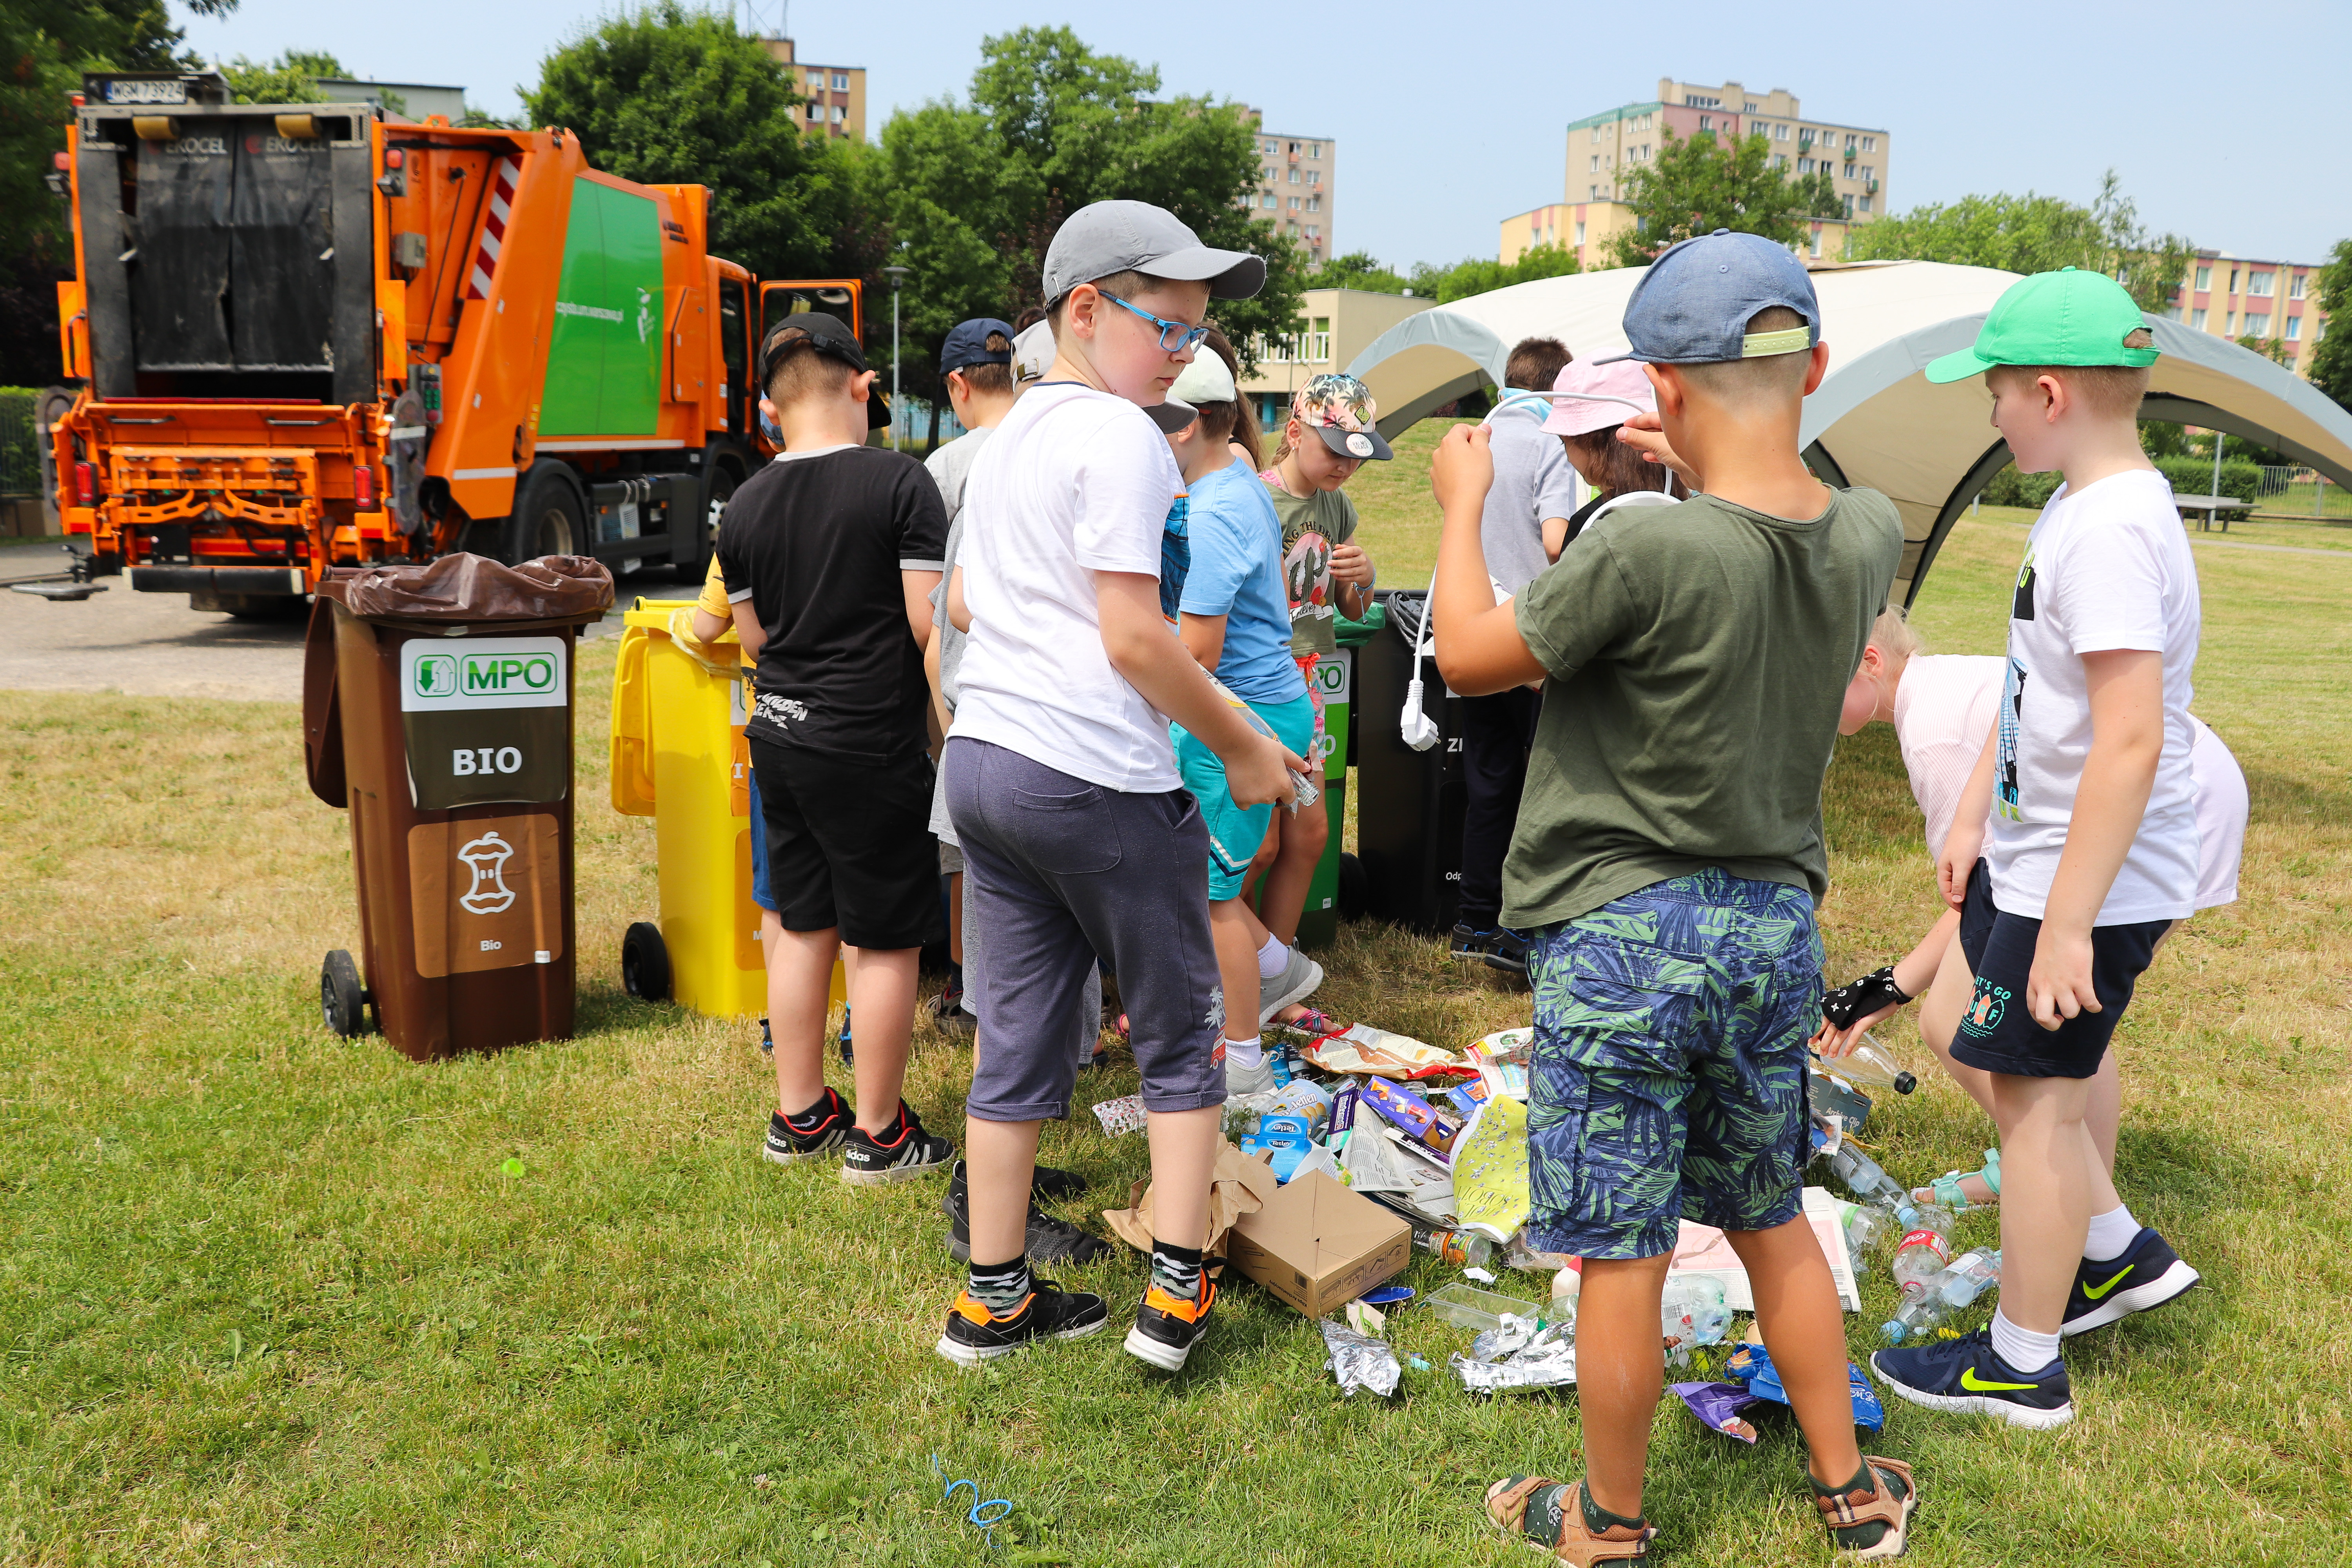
top-left (1099, 291), bottom-right (1211, 354)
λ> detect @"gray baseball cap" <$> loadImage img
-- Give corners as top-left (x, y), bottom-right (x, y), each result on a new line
top-left (1597, 229), bottom-right (1821, 365)
top-left (1041, 200), bottom-right (1266, 307)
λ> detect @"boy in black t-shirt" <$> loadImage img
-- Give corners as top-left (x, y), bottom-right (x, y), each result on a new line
top-left (714, 313), bottom-right (953, 1185)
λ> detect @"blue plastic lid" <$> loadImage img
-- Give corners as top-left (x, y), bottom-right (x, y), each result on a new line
top-left (1359, 1285), bottom-right (1415, 1306)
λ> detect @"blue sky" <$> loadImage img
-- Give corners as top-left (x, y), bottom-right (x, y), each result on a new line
top-left (175, 0), bottom-right (2352, 269)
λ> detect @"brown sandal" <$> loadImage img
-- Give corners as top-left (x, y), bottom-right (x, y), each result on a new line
top-left (1485, 1477), bottom-right (1653, 1564)
top-left (1812, 1455), bottom-right (1919, 1559)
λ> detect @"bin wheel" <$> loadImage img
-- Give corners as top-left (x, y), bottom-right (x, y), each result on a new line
top-left (321, 950), bottom-right (369, 1038)
top-left (1336, 852), bottom-right (1369, 922)
top-left (622, 921), bottom-right (671, 1002)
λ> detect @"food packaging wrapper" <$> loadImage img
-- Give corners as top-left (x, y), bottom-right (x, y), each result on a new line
top-left (1450, 1320), bottom-right (1577, 1394)
top-left (1722, 1343), bottom-right (1884, 1432)
top-left (1091, 1094), bottom-right (1148, 1138)
top-left (1321, 1318), bottom-right (1401, 1398)
top-left (1448, 1093), bottom-right (1531, 1243)
top-left (1305, 1024), bottom-right (1465, 1080)
top-left (1673, 1381), bottom-right (1766, 1444)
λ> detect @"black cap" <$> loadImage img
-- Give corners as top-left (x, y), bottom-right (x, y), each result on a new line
top-left (940, 318), bottom-right (1014, 377)
top-left (760, 312), bottom-right (887, 429)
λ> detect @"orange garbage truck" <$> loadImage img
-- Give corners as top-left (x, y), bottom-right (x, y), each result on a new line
top-left (47, 69), bottom-right (861, 612)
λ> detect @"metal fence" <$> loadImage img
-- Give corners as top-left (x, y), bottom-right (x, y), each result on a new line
top-left (2252, 464), bottom-right (2349, 520)
top-left (0, 390), bottom-right (38, 498)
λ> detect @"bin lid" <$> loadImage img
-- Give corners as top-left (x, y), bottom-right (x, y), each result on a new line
top-left (1334, 601), bottom-right (1387, 646)
top-left (321, 554), bottom-right (614, 627)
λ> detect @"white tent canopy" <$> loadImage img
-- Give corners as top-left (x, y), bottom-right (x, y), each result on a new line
top-left (1345, 260), bottom-right (2352, 605)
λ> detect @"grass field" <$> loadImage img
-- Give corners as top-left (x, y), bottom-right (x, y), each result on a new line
top-left (5, 441), bottom-right (2350, 1564)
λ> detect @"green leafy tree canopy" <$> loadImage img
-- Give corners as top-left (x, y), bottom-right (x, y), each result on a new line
top-left (523, 2), bottom-right (853, 283)
top-left (2305, 237), bottom-right (2352, 414)
top-left (1303, 251), bottom-right (1409, 294)
top-left (220, 50), bottom-right (376, 107)
top-left (1846, 171), bottom-right (2196, 314)
top-left (1608, 127), bottom-right (1829, 266)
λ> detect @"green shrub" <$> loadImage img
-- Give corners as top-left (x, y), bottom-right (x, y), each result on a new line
top-left (1979, 465), bottom-right (2061, 509)
top-left (2154, 456), bottom-right (2262, 521)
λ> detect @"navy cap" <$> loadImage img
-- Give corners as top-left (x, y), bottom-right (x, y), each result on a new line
top-left (940, 318), bottom-right (1014, 376)
top-left (1599, 229), bottom-right (1821, 366)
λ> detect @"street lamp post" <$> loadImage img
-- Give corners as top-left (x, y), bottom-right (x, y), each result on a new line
top-left (882, 264), bottom-right (909, 450)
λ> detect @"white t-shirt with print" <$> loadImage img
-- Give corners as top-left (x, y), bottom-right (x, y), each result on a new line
top-left (1897, 653), bottom-right (2242, 909)
top-left (950, 381), bottom-right (1185, 793)
top-left (1986, 468), bottom-right (2201, 923)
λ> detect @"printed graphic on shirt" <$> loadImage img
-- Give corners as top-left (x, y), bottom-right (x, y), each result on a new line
top-left (2011, 545), bottom-right (2038, 621)
top-left (1283, 526), bottom-right (1333, 633)
top-left (1958, 973), bottom-right (2010, 1037)
top-left (1996, 657), bottom-right (2027, 821)
top-left (755, 692), bottom-right (811, 730)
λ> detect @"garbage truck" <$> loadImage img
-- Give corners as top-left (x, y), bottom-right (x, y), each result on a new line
top-left (45, 69), bottom-right (862, 613)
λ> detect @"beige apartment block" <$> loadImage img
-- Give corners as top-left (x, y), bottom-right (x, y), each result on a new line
top-left (1238, 109), bottom-right (1334, 264)
top-left (761, 36), bottom-right (866, 140)
top-left (2166, 250), bottom-right (2332, 382)
top-left (1235, 287), bottom-right (1433, 434)
top-left (1503, 76), bottom-right (1887, 269)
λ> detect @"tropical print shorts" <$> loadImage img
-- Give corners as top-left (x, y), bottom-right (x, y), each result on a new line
top-left (1524, 869), bottom-right (1822, 1260)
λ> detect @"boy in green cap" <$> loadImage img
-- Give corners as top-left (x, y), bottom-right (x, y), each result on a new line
top-left (1871, 268), bottom-right (2203, 1429)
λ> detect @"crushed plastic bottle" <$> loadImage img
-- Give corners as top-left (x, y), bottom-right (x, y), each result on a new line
top-left (1840, 1202), bottom-right (1893, 1274)
top-left (1827, 1140), bottom-right (1906, 1209)
top-left (1661, 1275), bottom-right (1734, 1354)
top-left (1815, 1033), bottom-right (1918, 1094)
top-left (1890, 1203), bottom-right (1957, 1295)
top-left (1882, 1248), bottom-right (2002, 1343)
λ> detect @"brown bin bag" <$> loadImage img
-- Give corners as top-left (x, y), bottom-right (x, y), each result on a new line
top-left (302, 554), bottom-right (614, 1059)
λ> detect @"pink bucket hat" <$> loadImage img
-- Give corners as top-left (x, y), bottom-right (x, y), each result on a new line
top-left (1539, 359), bottom-right (1656, 437)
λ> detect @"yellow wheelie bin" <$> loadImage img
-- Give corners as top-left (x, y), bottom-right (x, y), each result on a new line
top-left (608, 597), bottom-right (842, 1016)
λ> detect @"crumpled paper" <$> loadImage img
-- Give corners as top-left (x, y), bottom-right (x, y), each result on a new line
top-left (1321, 1318), bottom-right (1401, 1398)
top-left (1102, 1140), bottom-right (1279, 1256)
top-left (1341, 1122), bottom-right (1454, 1217)
top-left (1451, 1319), bottom-right (1577, 1394)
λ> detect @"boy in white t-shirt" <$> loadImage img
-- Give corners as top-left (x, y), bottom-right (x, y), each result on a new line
top-left (1871, 269), bottom-right (2204, 1432)
top-left (1818, 608), bottom-right (2247, 1214)
top-left (934, 202), bottom-right (1301, 1372)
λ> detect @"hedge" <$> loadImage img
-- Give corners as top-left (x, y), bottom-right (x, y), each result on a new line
top-left (1975, 455), bottom-right (2261, 524)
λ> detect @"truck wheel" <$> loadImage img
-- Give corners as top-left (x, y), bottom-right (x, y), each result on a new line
top-left (622, 921), bottom-right (671, 1002)
top-left (505, 466), bottom-right (583, 564)
top-left (321, 950), bottom-right (370, 1037)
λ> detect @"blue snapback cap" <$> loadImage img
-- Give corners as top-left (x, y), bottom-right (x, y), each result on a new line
top-left (940, 317), bottom-right (1015, 376)
top-left (1598, 229), bottom-right (1821, 365)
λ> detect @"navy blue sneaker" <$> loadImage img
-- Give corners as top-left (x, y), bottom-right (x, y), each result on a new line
top-left (1870, 1328), bottom-right (2072, 1430)
top-left (2062, 1227), bottom-right (2200, 1337)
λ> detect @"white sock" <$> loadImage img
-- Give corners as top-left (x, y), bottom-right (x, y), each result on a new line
top-left (1988, 1309), bottom-right (2061, 1374)
top-left (1225, 1036), bottom-right (1265, 1069)
top-left (1256, 935), bottom-right (1289, 979)
top-left (2083, 1203), bottom-right (2140, 1261)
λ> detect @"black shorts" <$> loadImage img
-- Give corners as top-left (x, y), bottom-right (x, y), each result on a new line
top-left (748, 734), bottom-right (944, 950)
top-left (1952, 860), bottom-right (2170, 1079)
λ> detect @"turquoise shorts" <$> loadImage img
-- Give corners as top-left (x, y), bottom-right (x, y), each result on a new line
top-left (1171, 691), bottom-right (1317, 901)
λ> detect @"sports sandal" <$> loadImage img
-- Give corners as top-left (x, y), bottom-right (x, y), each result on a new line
top-left (1812, 1456), bottom-right (1919, 1559)
top-left (1274, 1005), bottom-right (1341, 1036)
top-left (1484, 1477), bottom-right (1653, 1564)
top-left (1913, 1148), bottom-right (2000, 1212)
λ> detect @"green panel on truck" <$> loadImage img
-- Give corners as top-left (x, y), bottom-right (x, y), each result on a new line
top-left (539, 178), bottom-right (664, 436)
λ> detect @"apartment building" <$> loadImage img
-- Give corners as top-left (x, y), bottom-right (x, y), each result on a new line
top-left (1238, 109), bottom-right (1334, 263)
top-left (1236, 288), bottom-right (1432, 432)
top-left (1501, 77), bottom-right (1887, 269)
top-left (2164, 251), bottom-right (2332, 381)
top-left (760, 36), bottom-right (866, 140)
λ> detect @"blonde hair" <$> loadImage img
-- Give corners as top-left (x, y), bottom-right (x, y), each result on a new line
top-left (1675, 306), bottom-right (1813, 407)
top-left (1869, 605), bottom-right (1926, 663)
top-left (1984, 360), bottom-right (2152, 421)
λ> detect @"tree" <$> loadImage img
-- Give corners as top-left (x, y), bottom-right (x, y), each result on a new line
top-left (219, 50), bottom-right (381, 108)
top-left (1410, 243), bottom-right (1581, 304)
top-left (1846, 172), bottom-right (2195, 314)
top-left (867, 24), bottom-right (1302, 439)
top-left (1608, 128), bottom-right (1824, 265)
top-left (1303, 251), bottom-right (1408, 294)
top-left (524, 2), bottom-right (852, 284)
top-left (2306, 238), bottom-right (2352, 414)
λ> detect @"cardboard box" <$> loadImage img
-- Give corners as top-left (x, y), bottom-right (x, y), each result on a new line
top-left (1225, 1170), bottom-right (1412, 1317)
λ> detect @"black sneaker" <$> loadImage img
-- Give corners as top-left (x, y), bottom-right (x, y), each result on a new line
top-left (1869, 1328), bottom-right (2072, 1430)
top-left (927, 987), bottom-right (975, 1039)
top-left (2062, 1227), bottom-right (2201, 1336)
top-left (1482, 928), bottom-right (1530, 978)
top-left (1448, 923), bottom-right (1496, 962)
top-left (840, 1101), bottom-right (954, 1186)
top-left (935, 1278), bottom-right (1109, 1367)
top-left (941, 1161), bottom-right (1113, 1265)
top-left (1125, 1268), bottom-right (1219, 1372)
top-left (762, 1087), bottom-right (850, 1165)
top-left (1032, 1163), bottom-right (1087, 1201)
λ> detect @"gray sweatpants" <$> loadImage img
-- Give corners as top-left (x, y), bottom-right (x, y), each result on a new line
top-left (944, 737), bottom-right (1225, 1122)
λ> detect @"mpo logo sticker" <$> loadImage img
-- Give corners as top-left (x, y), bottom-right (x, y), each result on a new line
top-left (400, 636), bottom-right (568, 713)
top-left (1958, 976), bottom-right (2010, 1037)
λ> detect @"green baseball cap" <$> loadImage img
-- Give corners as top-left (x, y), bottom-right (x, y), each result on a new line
top-left (1924, 267), bottom-right (2161, 383)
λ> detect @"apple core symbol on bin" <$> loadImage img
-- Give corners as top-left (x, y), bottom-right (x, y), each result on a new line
top-left (457, 830), bottom-right (517, 915)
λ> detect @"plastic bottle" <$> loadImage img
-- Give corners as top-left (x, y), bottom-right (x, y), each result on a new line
top-left (1416, 1229), bottom-right (1497, 1270)
top-left (1889, 1203), bottom-right (1958, 1295)
top-left (1544, 1266), bottom-right (1581, 1334)
top-left (1660, 1274), bottom-right (1733, 1352)
top-left (1882, 1248), bottom-right (2002, 1343)
top-left (1823, 1034), bottom-right (1918, 1094)
top-left (1827, 1141), bottom-right (1907, 1208)
top-left (1840, 1202), bottom-right (1893, 1272)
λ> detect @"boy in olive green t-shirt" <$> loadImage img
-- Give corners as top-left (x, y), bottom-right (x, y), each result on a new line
top-left (1430, 233), bottom-right (1915, 1562)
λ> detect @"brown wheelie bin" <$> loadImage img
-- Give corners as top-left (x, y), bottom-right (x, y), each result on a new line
top-left (301, 554), bottom-right (615, 1060)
